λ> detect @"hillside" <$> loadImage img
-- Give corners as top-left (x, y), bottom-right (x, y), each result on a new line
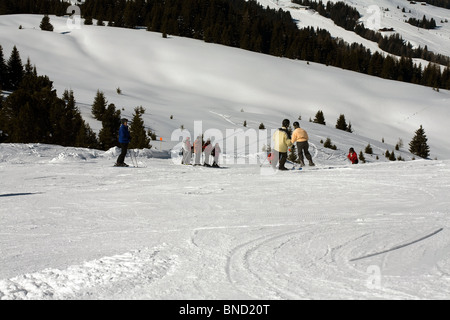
top-left (259, 0), bottom-right (450, 58)
top-left (0, 14), bottom-right (449, 160)
top-left (1, 12), bottom-right (450, 302)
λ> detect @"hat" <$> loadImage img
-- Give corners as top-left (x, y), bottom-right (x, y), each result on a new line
top-left (121, 118), bottom-right (128, 124)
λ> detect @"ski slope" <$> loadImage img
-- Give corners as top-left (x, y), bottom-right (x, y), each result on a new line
top-left (258, 0), bottom-right (450, 58)
top-left (1, 143), bottom-right (450, 300)
top-left (0, 14), bottom-right (449, 160)
top-left (1, 12), bottom-right (450, 301)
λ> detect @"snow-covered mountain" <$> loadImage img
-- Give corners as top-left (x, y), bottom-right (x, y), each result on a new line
top-left (1, 7), bottom-right (450, 301)
top-left (259, 0), bottom-right (450, 58)
top-left (0, 13), bottom-right (449, 160)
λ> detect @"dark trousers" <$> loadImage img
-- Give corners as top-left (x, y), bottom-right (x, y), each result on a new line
top-left (271, 151), bottom-right (288, 169)
top-left (117, 143), bottom-right (128, 164)
top-left (296, 141), bottom-right (313, 163)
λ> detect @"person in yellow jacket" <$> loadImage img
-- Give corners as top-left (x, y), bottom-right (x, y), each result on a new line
top-left (291, 121), bottom-right (315, 167)
top-left (272, 119), bottom-right (293, 170)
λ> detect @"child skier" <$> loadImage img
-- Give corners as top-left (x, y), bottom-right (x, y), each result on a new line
top-left (347, 147), bottom-right (359, 164)
top-left (182, 137), bottom-right (192, 165)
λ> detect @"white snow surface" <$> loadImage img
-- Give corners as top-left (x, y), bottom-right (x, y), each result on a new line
top-left (1, 11), bottom-right (450, 300)
top-left (1, 144), bottom-right (450, 300)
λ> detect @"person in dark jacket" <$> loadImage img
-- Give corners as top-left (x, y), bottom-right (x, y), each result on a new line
top-left (347, 147), bottom-right (358, 164)
top-left (116, 118), bottom-right (131, 167)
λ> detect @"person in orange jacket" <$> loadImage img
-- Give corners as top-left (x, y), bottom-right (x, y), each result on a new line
top-left (347, 147), bottom-right (359, 164)
top-left (291, 121), bottom-right (315, 167)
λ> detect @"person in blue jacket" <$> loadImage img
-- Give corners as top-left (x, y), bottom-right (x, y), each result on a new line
top-left (116, 118), bottom-right (131, 167)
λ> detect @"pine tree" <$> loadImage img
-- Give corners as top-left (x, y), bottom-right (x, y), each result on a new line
top-left (389, 150), bottom-right (396, 161)
top-left (346, 121), bottom-right (353, 133)
top-left (365, 143), bottom-right (373, 154)
top-left (129, 106), bottom-right (151, 149)
top-left (51, 89), bottom-right (86, 147)
top-left (335, 114), bottom-right (348, 131)
top-left (359, 151), bottom-right (366, 163)
top-left (98, 103), bottom-right (121, 150)
top-left (409, 125), bottom-right (430, 158)
top-left (0, 45), bottom-right (7, 90)
top-left (91, 90), bottom-right (107, 120)
top-left (76, 122), bottom-right (99, 149)
top-left (323, 137), bottom-right (336, 149)
top-left (313, 110), bottom-right (326, 125)
top-left (6, 46), bottom-right (24, 90)
top-left (40, 15), bottom-right (54, 31)
top-left (24, 57), bottom-right (35, 76)
top-left (1, 73), bottom-right (59, 143)
top-left (288, 144), bottom-right (297, 163)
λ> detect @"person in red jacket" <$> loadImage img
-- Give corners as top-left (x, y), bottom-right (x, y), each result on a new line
top-left (347, 147), bottom-right (359, 164)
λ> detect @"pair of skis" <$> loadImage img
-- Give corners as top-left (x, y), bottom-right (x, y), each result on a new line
top-left (114, 150), bottom-right (138, 167)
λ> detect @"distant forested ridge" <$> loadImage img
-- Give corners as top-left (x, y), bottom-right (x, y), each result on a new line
top-left (1, 0), bottom-right (449, 89)
top-left (0, 0), bottom-right (71, 15)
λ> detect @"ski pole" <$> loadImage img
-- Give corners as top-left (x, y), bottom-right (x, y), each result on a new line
top-left (133, 150), bottom-right (138, 168)
top-left (259, 153), bottom-right (268, 167)
top-left (128, 149), bottom-right (137, 167)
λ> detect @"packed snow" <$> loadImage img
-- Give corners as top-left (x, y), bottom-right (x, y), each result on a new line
top-left (1, 143), bottom-right (450, 300)
top-left (1, 10), bottom-right (450, 300)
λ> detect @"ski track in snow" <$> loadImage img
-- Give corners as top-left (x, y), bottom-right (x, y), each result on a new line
top-left (1, 145), bottom-right (450, 299)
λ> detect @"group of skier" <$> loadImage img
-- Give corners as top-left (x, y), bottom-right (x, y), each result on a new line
top-left (271, 119), bottom-right (315, 171)
top-left (271, 118), bottom-right (358, 170)
top-left (181, 136), bottom-right (221, 167)
top-left (115, 117), bottom-right (358, 168)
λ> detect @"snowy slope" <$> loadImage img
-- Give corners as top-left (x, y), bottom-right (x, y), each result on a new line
top-left (0, 14), bottom-right (449, 160)
top-left (258, 0), bottom-right (450, 58)
top-left (1, 12), bottom-right (450, 301)
top-left (1, 143), bottom-right (450, 300)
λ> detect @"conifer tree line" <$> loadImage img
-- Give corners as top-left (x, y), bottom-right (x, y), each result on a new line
top-left (81, 0), bottom-right (449, 90)
top-left (0, 0), bottom-right (71, 15)
top-left (0, 43), bottom-right (432, 158)
top-left (0, 45), bottom-right (152, 150)
top-left (407, 15), bottom-right (437, 30)
top-left (1, 0), bottom-right (449, 89)
top-left (421, 0), bottom-right (450, 9)
top-left (293, 0), bottom-right (450, 67)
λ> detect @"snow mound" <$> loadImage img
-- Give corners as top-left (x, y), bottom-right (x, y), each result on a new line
top-left (0, 245), bottom-right (176, 300)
